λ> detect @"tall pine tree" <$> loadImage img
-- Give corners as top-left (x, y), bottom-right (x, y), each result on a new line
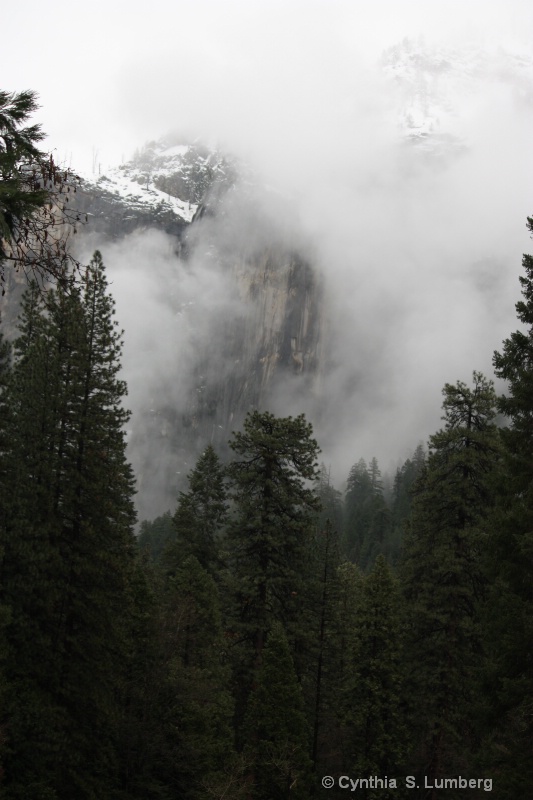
top-left (342, 555), bottom-right (407, 799)
top-left (243, 621), bottom-right (312, 800)
top-left (224, 411), bottom-right (320, 744)
top-left (485, 215), bottom-right (533, 798)
top-left (0, 252), bottom-right (138, 798)
top-left (163, 445), bottom-right (228, 576)
top-left (400, 373), bottom-right (500, 795)
top-left (225, 411), bottom-right (320, 660)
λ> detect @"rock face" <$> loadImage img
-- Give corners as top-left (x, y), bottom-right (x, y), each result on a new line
top-left (76, 139), bottom-right (324, 518)
top-left (191, 248), bottom-right (322, 428)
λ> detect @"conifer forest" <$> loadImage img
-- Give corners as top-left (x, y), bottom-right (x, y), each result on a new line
top-left (1, 89), bottom-right (533, 800)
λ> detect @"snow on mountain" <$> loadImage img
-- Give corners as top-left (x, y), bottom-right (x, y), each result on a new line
top-left (79, 138), bottom-right (239, 226)
top-left (382, 38), bottom-right (533, 152)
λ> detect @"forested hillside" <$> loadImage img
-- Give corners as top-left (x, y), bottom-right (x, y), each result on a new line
top-left (1, 89), bottom-right (533, 799)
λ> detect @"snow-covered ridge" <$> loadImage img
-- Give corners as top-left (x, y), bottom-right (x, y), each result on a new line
top-left (83, 168), bottom-right (197, 223)
top-left (80, 138), bottom-right (238, 225)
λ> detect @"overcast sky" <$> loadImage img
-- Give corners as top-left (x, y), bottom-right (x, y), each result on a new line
top-left (3, 0), bottom-right (533, 173)
top-left (4, 1), bottom-right (533, 499)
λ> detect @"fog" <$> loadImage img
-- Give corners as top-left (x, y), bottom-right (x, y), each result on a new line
top-left (4, 1), bottom-right (533, 513)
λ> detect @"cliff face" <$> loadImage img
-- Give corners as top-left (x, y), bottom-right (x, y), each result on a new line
top-left (73, 140), bottom-right (324, 518)
top-left (190, 246), bottom-right (322, 427)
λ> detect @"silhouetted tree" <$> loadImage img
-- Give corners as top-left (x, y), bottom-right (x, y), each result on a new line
top-left (0, 252), bottom-right (137, 798)
top-left (0, 89), bottom-right (81, 292)
top-left (400, 373), bottom-right (500, 795)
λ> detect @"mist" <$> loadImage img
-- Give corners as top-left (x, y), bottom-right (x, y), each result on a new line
top-left (109, 37), bottom-right (533, 509)
top-left (5, 1), bottom-right (532, 513)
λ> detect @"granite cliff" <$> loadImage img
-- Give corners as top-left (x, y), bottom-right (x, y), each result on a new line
top-left (75, 139), bottom-right (324, 517)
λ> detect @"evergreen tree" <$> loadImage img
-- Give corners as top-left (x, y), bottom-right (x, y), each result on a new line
top-left (159, 555), bottom-right (235, 799)
top-left (389, 444), bottom-right (426, 565)
top-left (163, 445), bottom-right (228, 576)
top-left (224, 411), bottom-right (320, 744)
top-left (0, 322), bottom-right (11, 777)
top-left (226, 411), bottom-right (320, 661)
top-left (309, 520), bottom-right (341, 773)
top-left (114, 554), bottom-right (169, 799)
top-left (343, 457), bottom-right (391, 569)
top-left (331, 561), bottom-right (364, 776)
top-left (138, 511), bottom-right (175, 562)
top-left (0, 252), bottom-right (137, 798)
top-left (368, 457), bottom-right (383, 493)
top-left (391, 445), bottom-right (425, 533)
top-left (0, 90), bottom-right (47, 256)
top-left (0, 320), bottom-right (11, 476)
top-left (0, 89), bottom-right (81, 290)
top-left (343, 458), bottom-right (373, 563)
top-left (315, 464), bottom-right (343, 535)
top-left (243, 621), bottom-right (312, 800)
top-left (485, 216), bottom-right (533, 797)
top-left (342, 556), bottom-right (407, 799)
top-left (400, 373), bottom-right (500, 794)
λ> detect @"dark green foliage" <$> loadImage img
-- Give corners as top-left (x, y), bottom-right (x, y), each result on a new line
top-left (114, 556), bottom-right (171, 799)
top-left (315, 464), bottom-right (343, 534)
top-left (0, 326), bottom-right (10, 777)
top-left (0, 322), bottom-right (11, 479)
top-left (390, 444), bottom-right (425, 562)
top-left (225, 411), bottom-right (320, 659)
top-left (164, 445), bottom-right (228, 575)
top-left (343, 458), bottom-right (373, 563)
top-left (485, 217), bottom-right (533, 797)
top-left (0, 90), bottom-right (47, 254)
top-left (400, 373), bottom-right (500, 788)
top-left (158, 555), bottom-right (235, 799)
top-left (0, 90), bottom-right (80, 290)
top-left (138, 511), bottom-right (175, 562)
top-left (223, 410), bottom-right (320, 751)
top-left (309, 520), bottom-right (341, 772)
top-left (0, 252), bottom-right (137, 798)
top-left (333, 562), bottom-right (363, 766)
top-left (243, 621), bottom-right (312, 800)
top-left (342, 556), bottom-right (407, 798)
top-left (343, 457), bottom-right (392, 569)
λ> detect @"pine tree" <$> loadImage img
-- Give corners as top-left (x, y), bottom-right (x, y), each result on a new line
top-left (342, 556), bottom-right (407, 799)
top-left (0, 252), bottom-right (138, 798)
top-left (344, 458), bottom-right (391, 569)
top-left (158, 555), bottom-right (235, 799)
top-left (343, 459), bottom-right (373, 563)
top-left (385, 445), bottom-right (426, 566)
top-left (138, 510), bottom-right (175, 562)
top-left (0, 319), bottom-right (11, 482)
top-left (0, 90), bottom-right (81, 291)
top-left (0, 90), bottom-right (47, 254)
top-left (163, 445), bottom-right (228, 576)
top-left (332, 561), bottom-right (363, 775)
top-left (226, 411), bottom-right (320, 661)
top-left (243, 621), bottom-right (312, 800)
top-left (400, 373), bottom-right (500, 794)
top-left (224, 411), bottom-right (320, 746)
top-left (0, 321), bottom-right (11, 775)
top-left (485, 216), bottom-right (533, 797)
top-left (315, 464), bottom-right (343, 535)
top-left (309, 520), bottom-right (341, 773)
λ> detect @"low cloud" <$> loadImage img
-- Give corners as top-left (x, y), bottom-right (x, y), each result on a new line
top-left (58, 7), bottom-right (533, 505)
